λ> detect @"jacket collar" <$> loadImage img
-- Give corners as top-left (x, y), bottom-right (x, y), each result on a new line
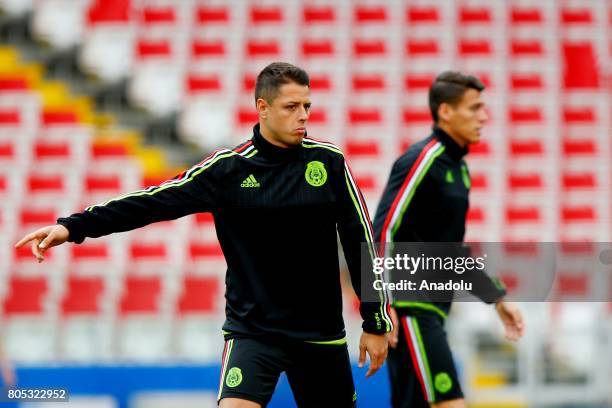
top-left (251, 124), bottom-right (301, 162)
top-left (432, 126), bottom-right (468, 161)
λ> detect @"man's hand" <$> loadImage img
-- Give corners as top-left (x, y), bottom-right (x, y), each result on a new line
top-left (495, 300), bottom-right (525, 341)
top-left (358, 332), bottom-right (388, 378)
top-left (14, 224), bottom-right (69, 263)
top-left (387, 307), bottom-right (399, 349)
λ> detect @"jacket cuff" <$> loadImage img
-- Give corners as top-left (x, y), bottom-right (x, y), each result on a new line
top-left (57, 217), bottom-right (85, 244)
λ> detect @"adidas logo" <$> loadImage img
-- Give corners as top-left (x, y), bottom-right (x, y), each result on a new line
top-left (240, 174), bottom-right (260, 188)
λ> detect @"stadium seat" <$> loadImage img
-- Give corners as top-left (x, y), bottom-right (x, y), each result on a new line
top-left (562, 43), bottom-right (600, 89)
top-left (2, 275), bottom-right (48, 315)
top-left (249, 5), bottom-right (284, 25)
top-left (354, 5), bottom-right (388, 24)
top-left (194, 5), bottom-right (229, 25)
top-left (561, 172), bottom-right (596, 190)
top-left (458, 6), bottom-right (492, 24)
top-left (406, 6), bottom-right (440, 23)
top-left (119, 275), bottom-right (161, 315)
top-left (176, 275), bottom-right (220, 315)
top-left (61, 275), bottom-right (105, 315)
top-left (509, 6), bottom-right (543, 25)
top-left (140, 5), bottom-right (176, 26)
top-left (302, 5), bottom-right (336, 25)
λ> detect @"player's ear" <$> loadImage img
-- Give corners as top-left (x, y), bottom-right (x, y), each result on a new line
top-left (438, 102), bottom-right (452, 123)
top-left (256, 98), bottom-right (269, 119)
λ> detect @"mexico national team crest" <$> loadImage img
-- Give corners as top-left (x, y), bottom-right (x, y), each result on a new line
top-left (305, 161), bottom-right (327, 187)
top-left (226, 367), bottom-right (243, 388)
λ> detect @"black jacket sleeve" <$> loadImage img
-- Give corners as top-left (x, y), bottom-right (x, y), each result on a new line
top-left (460, 244), bottom-right (507, 303)
top-left (57, 156), bottom-right (219, 243)
top-left (336, 155), bottom-right (393, 334)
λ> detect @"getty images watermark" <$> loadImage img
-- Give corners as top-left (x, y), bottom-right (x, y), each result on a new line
top-left (372, 252), bottom-right (487, 292)
top-left (360, 242), bottom-right (612, 303)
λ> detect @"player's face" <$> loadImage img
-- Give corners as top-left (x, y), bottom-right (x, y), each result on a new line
top-left (257, 82), bottom-right (311, 148)
top-left (447, 88), bottom-right (488, 145)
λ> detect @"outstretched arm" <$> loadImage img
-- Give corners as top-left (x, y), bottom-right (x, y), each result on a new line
top-left (15, 152), bottom-right (223, 260)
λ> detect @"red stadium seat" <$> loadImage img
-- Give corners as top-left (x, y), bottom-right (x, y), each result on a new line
top-left (19, 208), bottom-right (57, 227)
top-left (119, 275), bottom-right (161, 315)
top-left (309, 74), bottom-right (332, 92)
top-left (562, 139), bottom-right (596, 156)
top-left (130, 242), bottom-right (167, 261)
top-left (561, 8), bottom-right (593, 25)
top-left (246, 40), bottom-right (281, 57)
top-left (403, 108), bottom-right (431, 124)
top-left (563, 107), bottom-right (596, 124)
top-left (136, 39), bottom-right (172, 59)
top-left (469, 140), bottom-right (490, 156)
top-left (302, 5), bottom-right (336, 24)
top-left (84, 174), bottom-right (121, 194)
top-left (458, 39), bottom-right (492, 57)
top-left (406, 40), bottom-right (439, 56)
top-left (563, 43), bottom-right (599, 89)
top-left (87, 0), bottom-right (131, 25)
top-left (556, 273), bottom-right (589, 297)
top-left (40, 109), bottom-right (78, 126)
top-left (27, 174), bottom-right (65, 194)
top-left (354, 5), bottom-right (388, 23)
top-left (353, 39), bottom-right (387, 57)
top-left (348, 108), bottom-right (382, 125)
top-left (177, 275), bottom-right (220, 314)
top-left (458, 7), bottom-right (492, 24)
top-left (71, 242), bottom-right (109, 261)
top-left (33, 140), bottom-right (73, 162)
top-left (562, 172), bottom-right (596, 190)
top-left (404, 73), bottom-right (435, 90)
top-left (351, 74), bottom-right (385, 92)
top-left (194, 212), bottom-right (214, 226)
top-left (467, 206), bottom-right (485, 223)
top-left (191, 40), bottom-right (226, 59)
top-left (301, 39), bottom-right (335, 58)
top-left (354, 174), bottom-right (376, 192)
top-left (308, 109), bottom-right (327, 125)
top-left (0, 76), bottom-right (29, 91)
top-left (561, 205), bottom-right (595, 222)
top-left (250, 6), bottom-right (283, 24)
top-left (508, 173), bottom-right (543, 190)
top-left (510, 73), bottom-right (544, 91)
top-left (186, 74), bottom-right (222, 93)
top-left (2, 276), bottom-right (48, 315)
top-left (509, 7), bottom-right (542, 24)
top-left (510, 139), bottom-right (543, 156)
top-left (508, 106), bottom-right (543, 124)
top-left (236, 108), bottom-right (258, 126)
top-left (141, 6), bottom-right (176, 25)
top-left (90, 141), bottom-right (129, 159)
top-left (505, 206), bottom-right (541, 223)
top-left (194, 6), bottom-right (229, 25)
top-left (406, 6), bottom-right (440, 23)
top-left (0, 108), bottom-right (21, 126)
top-left (510, 40), bottom-right (544, 57)
top-left (345, 140), bottom-right (380, 158)
top-left (189, 241), bottom-right (223, 259)
top-left (470, 173), bottom-right (488, 191)
top-left (61, 276), bottom-right (105, 315)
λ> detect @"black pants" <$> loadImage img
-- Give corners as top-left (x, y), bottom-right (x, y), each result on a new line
top-left (387, 312), bottom-right (464, 407)
top-left (218, 336), bottom-right (356, 407)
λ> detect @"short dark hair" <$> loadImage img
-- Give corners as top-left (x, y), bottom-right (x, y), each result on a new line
top-left (254, 62), bottom-right (310, 104)
top-left (429, 71), bottom-right (485, 122)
